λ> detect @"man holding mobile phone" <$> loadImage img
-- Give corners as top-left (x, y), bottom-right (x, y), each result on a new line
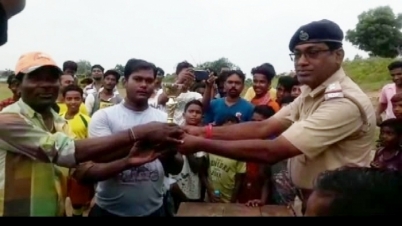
top-left (157, 61), bottom-right (213, 125)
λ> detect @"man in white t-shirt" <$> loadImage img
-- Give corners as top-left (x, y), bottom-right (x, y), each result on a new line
top-left (156, 61), bottom-right (203, 125)
top-left (74, 59), bottom-right (183, 217)
top-left (83, 65), bottom-right (120, 99)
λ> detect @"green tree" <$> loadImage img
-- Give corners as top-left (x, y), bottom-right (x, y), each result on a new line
top-left (196, 57), bottom-right (239, 73)
top-left (114, 64), bottom-right (125, 76)
top-left (346, 6), bottom-right (402, 58)
top-left (76, 60), bottom-right (92, 76)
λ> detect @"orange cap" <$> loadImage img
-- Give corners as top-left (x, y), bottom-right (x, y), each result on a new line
top-left (15, 51), bottom-right (62, 75)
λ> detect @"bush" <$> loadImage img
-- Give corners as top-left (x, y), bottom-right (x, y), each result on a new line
top-left (343, 57), bottom-right (395, 91)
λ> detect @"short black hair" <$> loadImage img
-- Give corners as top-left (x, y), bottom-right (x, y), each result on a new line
top-left (315, 167), bottom-right (402, 216)
top-left (80, 77), bottom-right (93, 85)
top-left (62, 84), bottom-right (83, 97)
top-left (277, 76), bottom-right (296, 92)
top-left (156, 67), bottom-right (165, 76)
top-left (124, 59), bottom-right (157, 80)
top-left (280, 96), bottom-right (295, 106)
top-left (175, 61), bottom-right (193, 75)
top-left (104, 69), bottom-right (121, 81)
top-left (388, 61), bottom-right (402, 71)
top-left (216, 114), bottom-right (240, 126)
top-left (91, 64), bottom-right (104, 72)
top-left (184, 100), bottom-right (203, 113)
top-left (191, 82), bottom-right (206, 92)
top-left (251, 63), bottom-right (276, 82)
top-left (226, 70), bottom-right (246, 83)
top-left (379, 118), bottom-right (402, 135)
top-left (62, 61), bottom-right (78, 72)
top-left (253, 105), bottom-right (275, 119)
top-left (6, 73), bottom-right (17, 85)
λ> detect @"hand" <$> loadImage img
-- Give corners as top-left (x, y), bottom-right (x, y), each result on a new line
top-left (182, 125), bottom-right (204, 137)
top-left (126, 144), bottom-right (166, 167)
top-left (133, 122), bottom-right (184, 145)
top-left (176, 68), bottom-right (195, 85)
top-left (205, 72), bottom-right (217, 88)
top-left (178, 133), bottom-right (201, 155)
top-left (207, 191), bottom-right (221, 203)
top-left (245, 199), bottom-right (263, 207)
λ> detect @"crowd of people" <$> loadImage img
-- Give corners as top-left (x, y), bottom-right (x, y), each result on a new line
top-left (0, 0), bottom-right (402, 217)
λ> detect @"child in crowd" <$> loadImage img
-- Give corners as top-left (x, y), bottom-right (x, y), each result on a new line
top-left (60, 85), bottom-right (94, 217)
top-left (280, 96), bottom-right (295, 108)
top-left (191, 82), bottom-right (206, 96)
top-left (205, 115), bottom-right (246, 203)
top-left (244, 105), bottom-right (296, 207)
top-left (238, 105), bottom-right (275, 205)
top-left (290, 77), bottom-right (301, 98)
top-left (276, 76), bottom-right (296, 104)
top-left (391, 93), bottom-right (402, 119)
top-left (170, 100), bottom-right (207, 211)
top-left (371, 118), bottom-right (402, 172)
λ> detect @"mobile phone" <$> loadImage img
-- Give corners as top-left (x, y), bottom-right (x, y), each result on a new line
top-left (194, 70), bottom-right (209, 81)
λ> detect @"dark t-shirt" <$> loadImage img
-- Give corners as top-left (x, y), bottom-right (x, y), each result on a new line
top-left (371, 148), bottom-right (402, 172)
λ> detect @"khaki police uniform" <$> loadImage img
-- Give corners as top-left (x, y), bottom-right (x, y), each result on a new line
top-left (274, 68), bottom-right (376, 202)
top-left (278, 20), bottom-right (377, 208)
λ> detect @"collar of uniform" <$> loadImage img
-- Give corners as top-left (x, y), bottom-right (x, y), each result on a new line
top-left (300, 68), bottom-right (346, 99)
top-left (17, 99), bottom-right (66, 124)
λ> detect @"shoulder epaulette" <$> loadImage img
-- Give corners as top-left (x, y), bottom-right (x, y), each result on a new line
top-left (324, 81), bottom-right (344, 100)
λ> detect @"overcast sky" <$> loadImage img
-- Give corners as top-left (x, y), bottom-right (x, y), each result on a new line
top-left (1, 0), bottom-right (401, 75)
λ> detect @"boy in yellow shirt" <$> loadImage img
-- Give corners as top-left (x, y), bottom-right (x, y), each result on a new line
top-left (59, 84), bottom-right (93, 217)
top-left (206, 115), bottom-right (246, 203)
top-left (57, 74), bottom-right (88, 115)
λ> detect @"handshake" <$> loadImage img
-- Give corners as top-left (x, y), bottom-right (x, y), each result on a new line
top-left (124, 122), bottom-right (203, 166)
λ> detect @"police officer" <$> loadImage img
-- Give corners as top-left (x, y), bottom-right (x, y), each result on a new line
top-left (180, 19), bottom-right (376, 214)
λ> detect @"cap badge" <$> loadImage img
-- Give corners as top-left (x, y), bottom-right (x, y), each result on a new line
top-left (299, 30), bottom-right (309, 41)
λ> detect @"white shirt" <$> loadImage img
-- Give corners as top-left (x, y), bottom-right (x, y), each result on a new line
top-left (171, 152), bottom-right (205, 200)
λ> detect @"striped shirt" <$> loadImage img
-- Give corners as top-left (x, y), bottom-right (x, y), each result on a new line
top-left (0, 99), bottom-right (77, 216)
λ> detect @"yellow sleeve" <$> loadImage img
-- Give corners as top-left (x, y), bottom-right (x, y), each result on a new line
top-left (79, 103), bottom-right (89, 116)
top-left (243, 87), bottom-right (255, 101)
top-left (235, 161), bottom-right (246, 174)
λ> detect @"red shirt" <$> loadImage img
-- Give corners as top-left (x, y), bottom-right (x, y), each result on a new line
top-left (0, 97), bottom-right (16, 111)
top-left (238, 162), bottom-right (267, 203)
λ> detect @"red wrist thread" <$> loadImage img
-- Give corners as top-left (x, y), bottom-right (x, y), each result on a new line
top-left (205, 124), bottom-right (213, 139)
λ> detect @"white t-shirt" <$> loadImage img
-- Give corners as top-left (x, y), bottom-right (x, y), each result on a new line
top-left (171, 152), bottom-right (205, 200)
top-left (151, 89), bottom-right (202, 125)
top-left (149, 89), bottom-right (166, 112)
top-left (89, 103), bottom-right (167, 216)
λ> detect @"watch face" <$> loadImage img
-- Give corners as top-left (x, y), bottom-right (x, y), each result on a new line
top-left (0, 3), bottom-right (7, 46)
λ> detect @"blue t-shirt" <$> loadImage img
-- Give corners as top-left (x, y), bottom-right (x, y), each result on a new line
top-left (204, 98), bottom-right (254, 124)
